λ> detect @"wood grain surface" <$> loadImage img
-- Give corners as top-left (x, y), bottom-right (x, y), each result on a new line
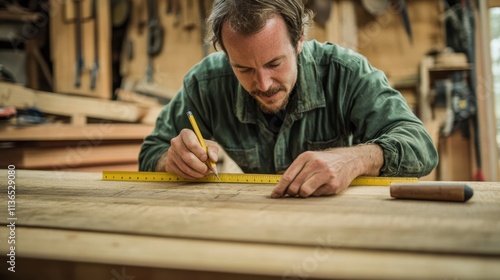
top-left (1, 170), bottom-right (499, 279)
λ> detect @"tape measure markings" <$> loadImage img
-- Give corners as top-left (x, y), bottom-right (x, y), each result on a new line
top-left (102, 171), bottom-right (418, 186)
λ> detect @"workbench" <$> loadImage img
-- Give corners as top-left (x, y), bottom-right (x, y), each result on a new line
top-left (1, 170), bottom-right (499, 279)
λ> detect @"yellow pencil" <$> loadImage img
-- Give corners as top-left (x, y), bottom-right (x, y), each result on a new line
top-left (186, 110), bottom-right (219, 179)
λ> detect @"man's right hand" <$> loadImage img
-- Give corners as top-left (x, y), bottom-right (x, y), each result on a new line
top-left (155, 129), bottom-right (219, 179)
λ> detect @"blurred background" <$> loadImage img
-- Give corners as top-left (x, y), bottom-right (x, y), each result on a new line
top-left (0, 0), bottom-right (499, 181)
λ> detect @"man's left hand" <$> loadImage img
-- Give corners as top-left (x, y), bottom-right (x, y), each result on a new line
top-left (271, 144), bottom-right (383, 198)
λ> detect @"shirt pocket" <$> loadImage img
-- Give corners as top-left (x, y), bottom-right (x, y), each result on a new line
top-left (224, 147), bottom-right (260, 173)
top-left (306, 137), bottom-right (345, 151)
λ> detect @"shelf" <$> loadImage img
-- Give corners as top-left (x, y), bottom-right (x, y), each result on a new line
top-left (429, 64), bottom-right (472, 72)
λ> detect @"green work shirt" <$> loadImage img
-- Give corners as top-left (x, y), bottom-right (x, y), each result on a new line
top-left (139, 40), bottom-right (438, 176)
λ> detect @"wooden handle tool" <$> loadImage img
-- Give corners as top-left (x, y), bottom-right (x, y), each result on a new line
top-left (390, 182), bottom-right (473, 202)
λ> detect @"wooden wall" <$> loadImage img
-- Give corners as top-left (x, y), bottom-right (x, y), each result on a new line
top-left (355, 0), bottom-right (445, 82)
top-left (310, 0), bottom-right (444, 82)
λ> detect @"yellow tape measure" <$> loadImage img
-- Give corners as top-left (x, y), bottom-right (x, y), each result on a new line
top-left (102, 171), bottom-right (418, 186)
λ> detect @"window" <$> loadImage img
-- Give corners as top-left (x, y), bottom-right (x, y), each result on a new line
top-left (490, 7), bottom-right (500, 153)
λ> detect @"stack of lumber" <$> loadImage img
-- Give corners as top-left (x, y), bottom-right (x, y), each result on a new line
top-left (0, 81), bottom-right (160, 171)
top-left (0, 82), bottom-right (162, 125)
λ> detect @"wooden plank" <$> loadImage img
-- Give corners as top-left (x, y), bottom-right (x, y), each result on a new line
top-left (1, 170), bottom-right (499, 257)
top-left (10, 194), bottom-right (499, 255)
top-left (1, 227), bottom-right (499, 279)
top-left (324, 0), bottom-right (357, 49)
top-left (418, 56), bottom-right (434, 122)
top-left (0, 143), bottom-right (141, 169)
top-left (0, 10), bottom-right (43, 22)
top-left (339, 0), bottom-right (358, 50)
top-left (438, 129), bottom-right (473, 181)
top-left (0, 123), bottom-right (153, 141)
top-left (476, 1), bottom-right (500, 181)
top-left (323, 1), bottom-right (338, 43)
top-left (71, 114), bottom-right (87, 125)
top-left (57, 162), bottom-right (139, 172)
top-left (420, 108), bottom-right (447, 181)
top-left (115, 88), bottom-right (162, 106)
top-left (488, 0), bottom-right (500, 7)
top-left (0, 255), bottom-right (280, 280)
top-left (141, 105), bottom-right (164, 125)
top-left (0, 82), bottom-right (147, 122)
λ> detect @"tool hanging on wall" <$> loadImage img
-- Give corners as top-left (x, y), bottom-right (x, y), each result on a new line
top-left (111, 0), bottom-right (131, 28)
top-left (461, 0), bottom-right (482, 181)
top-left (182, 0), bottom-right (197, 30)
top-left (434, 79), bottom-right (454, 136)
top-left (443, 0), bottom-right (483, 181)
top-left (361, 0), bottom-right (390, 16)
top-left (362, 0), bottom-right (413, 45)
top-left (166, 0), bottom-right (182, 27)
top-left (198, 0), bottom-right (209, 57)
top-left (62, 0), bottom-right (93, 88)
top-left (137, 0), bottom-right (146, 34)
top-left (451, 71), bottom-right (474, 123)
top-left (111, 0), bottom-right (132, 96)
top-left (73, 0), bottom-right (84, 88)
top-left (396, 0), bottom-right (413, 45)
top-left (306, 0), bottom-right (332, 27)
top-left (90, 0), bottom-right (99, 90)
top-left (146, 0), bottom-right (164, 83)
top-left (0, 64), bottom-right (16, 83)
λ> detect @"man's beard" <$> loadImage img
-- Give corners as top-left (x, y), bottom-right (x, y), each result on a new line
top-left (250, 85), bottom-right (288, 114)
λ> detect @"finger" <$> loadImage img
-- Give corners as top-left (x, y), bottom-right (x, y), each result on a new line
top-left (167, 162), bottom-right (200, 180)
top-left (167, 132), bottom-right (208, 178)
top-left (271, 176), bottom-right (292, 198)
top-left (285, 155), bottom-right (322, 197)
top-left (206, 140), bottom-right (220, 163)
top-left (180, 129), bottom-right (209, 162)
top-left (178, 130), bottom-right (215, 174)
top-left (310, 182), bottom-right (345, 196)
top-left (271, 160), bottom-right (306, 198)
top-left (293, 171), bottom-right (326, 197)
top-left (299, 168), bottom-right (350, 197)
top-left (286, 168), bottom-right (315, 197)
top-left (310, 184), bottom-right (334, 197)
top-left (166, 147), bottom-right (206, 179)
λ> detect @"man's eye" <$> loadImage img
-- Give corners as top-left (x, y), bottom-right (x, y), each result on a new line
top-left (268, 63), bottom-right (280, 69)
top-left (240, 68), bottom-right (252, 74)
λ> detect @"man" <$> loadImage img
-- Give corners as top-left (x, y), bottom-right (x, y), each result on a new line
top-left (139, 0), bottom-right (438, 198)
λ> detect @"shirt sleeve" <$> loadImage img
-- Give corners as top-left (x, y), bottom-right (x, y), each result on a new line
top-left (138, 52), bottom-right (234, 172)
top-left (138, 87), bottom-right (195, 171)
top-left (346, 56), bottom-right (438, 177)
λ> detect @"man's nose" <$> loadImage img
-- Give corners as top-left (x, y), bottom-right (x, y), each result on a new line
top-left (254, 69), bottom-right (273, 92)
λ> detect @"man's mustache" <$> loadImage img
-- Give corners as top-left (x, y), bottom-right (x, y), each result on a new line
top-left (251, 86), bottom-right (286, 97)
